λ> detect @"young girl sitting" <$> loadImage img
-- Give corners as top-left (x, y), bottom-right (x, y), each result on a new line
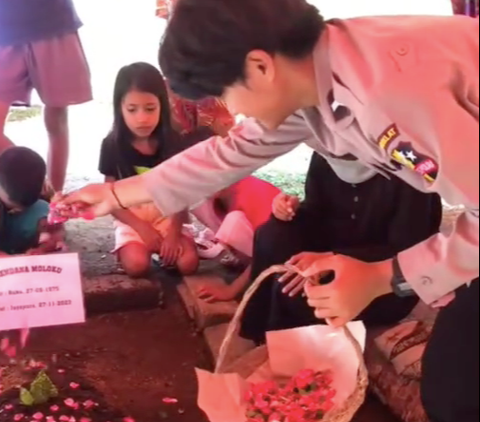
top-left (98, 62), bottom-right (199, 277)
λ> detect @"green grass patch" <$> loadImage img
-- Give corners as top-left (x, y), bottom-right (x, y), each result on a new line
top-left (7, 106), bottom-right (42, 123)
top-left (254, 170), bottom-right (307, 198)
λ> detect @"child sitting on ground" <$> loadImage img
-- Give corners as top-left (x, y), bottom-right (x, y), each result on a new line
top-left (194, 176), bottom-right (280, 302)
top-left (0, 147), bottom-right (64, 257)
top-left (98, 62), bottom-right (199, 277)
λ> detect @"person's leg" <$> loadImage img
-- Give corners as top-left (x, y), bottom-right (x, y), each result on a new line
top-left (175, 234), bottom-right (200, 275)
top-left (43, 106), bottom-right (69, 192)
top-left (357, 294), bottom-right (419, 327)
top-left (240, 210), bottom-right (315, 343)
top-left (191, 199), bottom-right (223, 233)
top-left (0, 102), bottom-right (13, 152)
top-left (0, 44), bottom-right (33, 152)
top-left (421, 280), bottom-right (479, 422)
top-left (215, 210), bottom-right (254, 257)
top-left (265, 221), bottom-right (420, 331)
top-left (118, 243), bottom-right (152, 278)
top-left (114, 217), bottom-right (152, 278)
top-left (28, 32), bottom-right (92, 191)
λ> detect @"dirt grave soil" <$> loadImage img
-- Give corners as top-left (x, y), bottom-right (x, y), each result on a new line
top-left (1, 306), bottom-right (211, 422)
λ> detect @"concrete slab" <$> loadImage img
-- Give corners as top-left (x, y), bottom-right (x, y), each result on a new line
top-left (65, 217), bottom-right (117, 278)
top-left (177, 274), bottom-right (238, 329)
top-left (83, 274), bottom-right (162, 316)
top-left (204, 323), bottom-right (255, 367)
top-left (65, 217), bottom-right (164, 315)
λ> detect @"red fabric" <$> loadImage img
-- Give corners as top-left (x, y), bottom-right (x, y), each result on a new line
top-left (222, 177), bottom-right (281, 230)
top-left (168, 87), bottom-right (234, 135)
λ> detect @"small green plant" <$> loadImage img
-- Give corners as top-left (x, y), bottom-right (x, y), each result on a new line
top-left (19, 370), bottom-right (59, 406)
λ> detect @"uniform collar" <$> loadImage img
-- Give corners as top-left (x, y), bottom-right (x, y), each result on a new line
top-left (313, 31), bottom-right (337, 127)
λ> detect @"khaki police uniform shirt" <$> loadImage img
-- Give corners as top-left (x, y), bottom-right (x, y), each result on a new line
top-left (144, 15), bottom-right (479, 305)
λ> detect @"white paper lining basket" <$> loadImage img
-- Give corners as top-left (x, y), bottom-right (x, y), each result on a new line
top-left (214, 264), bottom-right (369, 422)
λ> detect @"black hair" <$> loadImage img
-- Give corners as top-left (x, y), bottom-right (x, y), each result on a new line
top-left (0, 147), bottom-right (46, 208)
top-left (110, 62), bottom-right (175, 177)
top-left (159, 0), bottom-right (325, 100)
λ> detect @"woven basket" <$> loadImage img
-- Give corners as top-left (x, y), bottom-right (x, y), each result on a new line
top-left (215, 265), bottom-right (369, 422)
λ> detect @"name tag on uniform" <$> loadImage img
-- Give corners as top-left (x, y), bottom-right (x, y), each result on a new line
top-left (0, 253), bottom-right (85, 331)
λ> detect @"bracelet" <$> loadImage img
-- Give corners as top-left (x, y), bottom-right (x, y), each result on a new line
top-left (110, 182), bottom-right (127, 210)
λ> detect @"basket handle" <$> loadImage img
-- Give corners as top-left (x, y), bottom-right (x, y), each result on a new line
top-left (215, 264), bottom-right (367, 375)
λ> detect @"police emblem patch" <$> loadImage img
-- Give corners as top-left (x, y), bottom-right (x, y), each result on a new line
top-left (391, 142), bottom-right (438, 183)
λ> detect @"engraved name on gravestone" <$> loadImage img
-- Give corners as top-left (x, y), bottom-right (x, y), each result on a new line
top-left (0, 254), bottom-right (85, 331)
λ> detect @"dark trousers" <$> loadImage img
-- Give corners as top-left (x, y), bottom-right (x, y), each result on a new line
top-left (240, 209), bottom-right (418, 343)
top-left (422, 280), bottom-right (479, 422)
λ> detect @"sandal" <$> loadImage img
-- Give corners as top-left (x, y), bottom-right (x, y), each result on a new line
top-left (195, 238), bottom-right (225, 259)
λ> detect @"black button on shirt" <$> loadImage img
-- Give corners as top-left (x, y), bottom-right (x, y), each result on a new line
top-left (301, 153), bottom-right (443, 258)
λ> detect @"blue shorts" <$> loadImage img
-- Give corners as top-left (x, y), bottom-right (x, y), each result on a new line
top-left (0, 200), bottom-right (49, 254)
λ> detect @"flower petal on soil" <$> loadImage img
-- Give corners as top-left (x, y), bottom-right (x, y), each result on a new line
top-left (162, 398), bottom-right (178, 404)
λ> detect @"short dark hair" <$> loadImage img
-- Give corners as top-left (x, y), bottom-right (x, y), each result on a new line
top-left (159, 0), bottom-right (325, 100)
top-left (0, 147), bottom-right (46, 208)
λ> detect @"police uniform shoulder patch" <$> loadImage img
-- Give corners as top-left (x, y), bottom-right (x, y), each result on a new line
top-left (391, 142), bottom-right (438, 183)
top-left (377, 124), bottom-right (400, 150)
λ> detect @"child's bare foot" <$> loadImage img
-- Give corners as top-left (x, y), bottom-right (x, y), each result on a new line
top-left (197, 281), bottom-right (237, 303)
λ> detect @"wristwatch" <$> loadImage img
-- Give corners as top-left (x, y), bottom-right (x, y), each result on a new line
top-left (391, 256), bottom-right (415, 297)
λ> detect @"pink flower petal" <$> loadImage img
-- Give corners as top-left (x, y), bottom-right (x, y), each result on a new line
top-left (82, 400), bottom-right (95, 409)
top-left (64, 398), bottom-right (77, 408)
top-left (162, 398), bottom-right (178, 404)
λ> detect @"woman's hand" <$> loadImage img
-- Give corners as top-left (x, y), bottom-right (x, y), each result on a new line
top-left (54, 184), bottom-right (119, 218)
top-left (278, 252), bottom-right (328, 297)
top-left (160, 231), bottom-right (182, 267)
top-left (291, 253), bottom-right (393, 327)
top-left (272, 193), bottom-right (300, 221)
top-left (287, 252), bottom-right (325, 272)
top-left (278, 270), bottom-right (307, 297)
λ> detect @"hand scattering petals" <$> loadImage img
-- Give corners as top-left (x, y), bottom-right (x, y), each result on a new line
top-left (48, 202), bottom-right (95, 225)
